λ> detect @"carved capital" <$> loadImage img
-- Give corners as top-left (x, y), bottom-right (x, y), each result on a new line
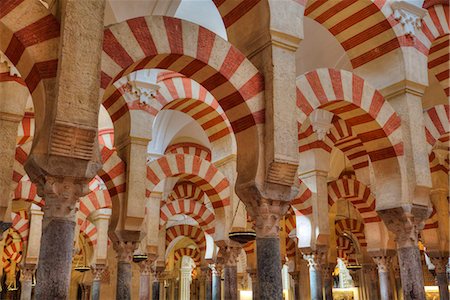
top-left (372, 256), bottom-right (392, 273)
top-left (209, 263), bottom-right (222, 276)
top-left (138, 259), bottom-right (154, 276)
top-left (309, 109), bottom-right (333, 141)
top-left (39, 176), bottom-right (89, 221)
top-left (322, 263), bottom-right (335, 280)
top-left (429, 256), bottom-right (449, 274)
top-left (289, 271), bottom-right (300, 281)
top-left (221, 243), bottom-right (242, 267)
top-left (124, 79), bottom-right (160, 108)
top-left (378, 205), bottom-right (431, 248)
top-left (91, 264), bottom-right (107, 281)
top-left (391, 0), bottom-right (427, 37)
top-left (113, 241), bottom-right (138, 263)
top-left (252, 199), bottom-right (289, 238)
top-left (302, 251), bottom-right (325, 272)
top-left (19, 264), bottom-right (36, 282)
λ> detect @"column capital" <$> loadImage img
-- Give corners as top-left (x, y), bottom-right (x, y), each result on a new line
top-left (138, 259), bottom-right (154, 276)
top-left (113, 241), bottom-right (138, 263)
top-left (378, 205), bottom-right (431, 248)
top-left (429, 256), bottom-right (449, 274)
top-left (247, 198), bottom-right (290, 238)
top-left (302, 251), bottom-right (326, 271)
top-left (288, 271), bottom-right (300, 281)
top-left (91, 264), bottom-right (107, 281)
top-left (372, 255), bottom-right (392, 273)
top-left (19, 264), bottom-right (36, 282)
top-left (221, 242), bottom-right (242, 267)
top-left (322, 263), bottom-right (335, 280)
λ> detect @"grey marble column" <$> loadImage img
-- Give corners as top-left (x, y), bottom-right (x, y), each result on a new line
top-left (256, 237), bottom-right (283, 299)
top-left (323, 263), bottom-right (334, 300)
top-left (372, 256), bottom-right (393, 300)
top-left (35, 203), bottom-right (78, 298)
top-left (430, 256), bottom-right (449, 300)
top-left (91, 264), bottom-right (106, 300)
top-left (114, 241), bottom-right (137, 300)
top-left (152, 279), bottom-right (160, 300)
top-left (303, 252), bottom-right (324, 300)
top-left (397, 246), bottom-right (426, 300)
top-left (211, 265), bottom-right (222, 300)
top-left (205, 272), bottom-right (212, 300)
top-left (223, 265), bottom-right (237, 300)
top-left (19, 264), bottom-right (35, 300)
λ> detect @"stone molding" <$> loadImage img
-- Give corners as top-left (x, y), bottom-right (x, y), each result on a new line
top-left (391, 0), bottom-right (427, 37)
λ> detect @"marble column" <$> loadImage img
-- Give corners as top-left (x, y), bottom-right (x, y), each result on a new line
top-left (199, 267), bottom-right (209, 300)
top-left (303, 252), bottom-right (324, 300)
top-left (289, 272), bottom-right (300, 300)
top-left (211, 264), bottom-right (222, 300)
top-left (253, 200), bottom-right (288, 300)
top-left (378, 206), bottom-right (428, 300)
top-left (205, 268), bottom-right (212, 300)
top-left (430, 256), bottom-right (449, 300)
top-left (91, 264), bottom-right (106, 300)
top-left (367, 264), bottom-right (380, 300)
top-left (372, 256), bottom-right (393, 300)
top-left (223, 265), bottom-right (237, 300)
top-left (323, 263), bottom-right (334, 300)
top-left (180, 266), bottom-right (191, 300)
top-left (393, 262), bottom-right (403, 300)
top-left (114, 241), bottom-right (138, 300)
top-left (152, 278), bottom-right (160, 300)
top-left (35, 178), bottom-right (87, 299)
top-left (248, 269), bottom-right (258, 300)
top-left (19, 264), bottom-right (35, 300)
top-left (139, 259), bottom-right (153, 300)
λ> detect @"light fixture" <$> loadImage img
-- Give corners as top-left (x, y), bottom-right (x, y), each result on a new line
top-left (228, 199), bottom-right (256, 244)
top-left (73, 252), bottom-right (90, 273)
top-left (132, 254), bottom-right (148, 263)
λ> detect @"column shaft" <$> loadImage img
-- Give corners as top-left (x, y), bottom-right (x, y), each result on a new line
top-left (91, 280), bottom-right (101, 300)
top-left (436, 272), bottom-right (449, 300)
top-left (117, 261), bottom-right (132, 300)
top-left (303, 253), bottom-right (324, 300)
top-left (256, 237), bottom-right (283, 299)
top-left (20, 279), bottom-right (32, 300)
top-left (212, 271), bottom-right (221, 300)
top-left (36, 217), bottom-right (76, 299)
top-left (152, 280), bottom-right (160, 300)
top-left (223, 265), bottom-right (237, 300)
top-left (397, 247), bottom-right (425, 300)
top-left (140, 274), bottom-right (151, 300)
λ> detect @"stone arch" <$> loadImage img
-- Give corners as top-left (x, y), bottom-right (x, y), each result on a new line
top-left (0, 0), bottom-right (60, 128)
top-left (300, 0), bottom-right (403, 69)
top-left (418, 4), bottom-right (449, 96)
top-left (167, 181), bottom-right (205, 203)
top-left (79, 219), bottom-right (98, 247)
top-left (291, 179), bottom-right (312, 216)
top-left (13, 180), bottom-right (44, 207)
top-left (101, 16), bottom-right (264, 184)
top-left (297, 68), bottom-right (403, 207)
top-left (160, 199), bottom-right (215, 235)
top-left (78, 190), bottom-right (112, 224)
top-left (424, 104), bottom-right (449, 152)
top-left (334, 218), bottom-right (367, 248)
top-left (165, 143), bottom-right (212, 162)
top-left (173, 247), bottom-right (201, 266)
top-left (11, 210), bottom-right (29, 242)
top-left (146, 154), bottom-right (230, 211)
top-left (328, 175), bottom-right (379, 224)
top-left (284, 207), bottom-right (297, 260)
top-left (2, 229), bottom-right (22, 272)
top-left (166, 225), bottom-right (206, 253)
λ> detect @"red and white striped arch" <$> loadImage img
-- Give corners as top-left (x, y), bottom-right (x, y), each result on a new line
top-left (17, 112), bottom-right (35, 146)
top-left (336, 235), bottom-right (356, 264)
top-left (13, 142), bottom-right (31, 184)
top-left (98, 145), bottom-right (126, 210)
top-left (417, 4), bottom-right (449, 96)
top-left (165, 143), bottom-right (212, 162)
top-left (173, 247), bottom-right (201, 266)
top-left (166, 224), bottom-right (206, 253)
top-left (297, 68), bottom-right (402, 162)
top-left (429, 151), bottom-right (449, 174)
top-left (302, 0), bottom-right (405, 69)
top-left (424, 104), bottom-right (449, 152)
top-left (335, 218), bottom-right (367, 248)
top-left (328, 175), bottom-right (379, 223)
top-left (98, 128), bottom-right (115, 150)
top-left (285, 207), bottom-right (297, 259)
top-left (77, 190), bottom-right (112, 225)
top-left (423, 205), bottom-right (439, 230)
top-left (101, 16), bottom-right (264, 180)
top-left (2, 230), bottom-right (23, 271)
top-left (291, 179), bottom-right (312, 216)
top-left (160, 199), bottom-right (215, 235)
top-left (79, 219), bottom-right (97, 247)
top-left (13, 180), bottom-right (44, 207)
top-left (0, 0), bottom-right (60, 123)
top-left (167, 181), bottom-right (205, 203)
top-left (243, 241), bottom-right (255, 255)
top-left (212, 0), bottom-right (263, 30)
top-left (299, 117), bottom-right (370, 171)
top-left (147, 154), bottom-right (230, 210)
top-left (11, 211), bottom-right (28, 242)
